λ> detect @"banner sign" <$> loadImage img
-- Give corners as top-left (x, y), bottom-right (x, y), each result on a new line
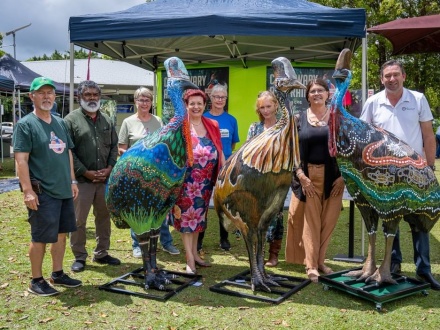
top-left (266, 67), bottom-right (336, 113)
top-left (162, 67), bottom-right (229, 124)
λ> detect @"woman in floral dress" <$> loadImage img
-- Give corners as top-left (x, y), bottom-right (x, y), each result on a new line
top-left (169, 89), bottom-right (223, 274)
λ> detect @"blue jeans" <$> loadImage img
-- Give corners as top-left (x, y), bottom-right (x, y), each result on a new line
top-left (131, 219), bottom-right (173, 249)
top-left (391, 227), bottom-right (431, 275)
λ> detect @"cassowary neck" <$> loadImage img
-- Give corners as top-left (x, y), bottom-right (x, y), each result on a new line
top-left (328, 71), bottom-right (357, 157)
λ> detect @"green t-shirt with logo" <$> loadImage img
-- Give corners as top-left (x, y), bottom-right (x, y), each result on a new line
top-left (13, 113), bottom-right (74, 199)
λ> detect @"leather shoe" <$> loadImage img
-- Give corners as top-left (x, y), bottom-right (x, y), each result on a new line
top-left (93, 255), bottom-right (121, 265)
top-left (416, 272), bottom-right (440, 290)
top-left (390, 262), bottom-right (401, 274)
top-left (71, 260), bottom-right (86, 272)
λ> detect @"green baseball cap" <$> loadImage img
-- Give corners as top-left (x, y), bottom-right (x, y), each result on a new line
top-left (30, 77), bottom-right (56, 92)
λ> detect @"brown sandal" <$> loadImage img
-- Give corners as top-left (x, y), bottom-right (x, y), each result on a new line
top-left (306, 268), bottom-right (320, 283)
top-left (318, 264), bottom-right (333, 275)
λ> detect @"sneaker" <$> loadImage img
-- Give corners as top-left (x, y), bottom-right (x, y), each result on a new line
top-left (28, 279), bottom-right (59, 296)
top-left (219, 239), bottom-right (231, 251)
top-left (50, 273), bottom-right (82, 288)
top-left (93, 255), bottom-right (121, 265)
top-left (163, 244), bottom-right (180, 255)
top-left (133, 247), bottom-right (142, 258)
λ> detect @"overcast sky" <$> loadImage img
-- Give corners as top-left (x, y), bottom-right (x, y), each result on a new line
top-left (0, 0), bottom-right (145, 61)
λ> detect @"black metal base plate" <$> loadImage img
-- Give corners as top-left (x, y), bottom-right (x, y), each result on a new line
top-left (333, 254), bottom-right (365, 263)
top-left (319, 267), bottom-right (430, 311)
top-left (209, 269), bottom-right (311, 304)
top-left (99, 267), bottom-right (202, 301)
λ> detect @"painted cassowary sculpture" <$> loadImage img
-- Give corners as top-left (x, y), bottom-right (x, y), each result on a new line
top-left (213, 57), bottom-right (305, 292)
top-left (328, 49), bottom-right (440, 284)
top-left (105, 57), bottom-right (197, 290)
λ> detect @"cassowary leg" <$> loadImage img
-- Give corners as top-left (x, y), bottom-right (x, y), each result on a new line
top-left (138, 231), bottom-right (168, 291)
top-left (365, 234), bottom-right (397, 285)
top-left (243, 232), bottom-right (271, 292)
top-left (257, 235), bottom-right (279, 288)
top-left (344, 232), bottom-right (377, 280)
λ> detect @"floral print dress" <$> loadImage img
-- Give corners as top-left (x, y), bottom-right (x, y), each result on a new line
top-left (171, 129), bottom-right (219, 233)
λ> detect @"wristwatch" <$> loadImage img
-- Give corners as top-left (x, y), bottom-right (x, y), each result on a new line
top-left (71, 180), bottom-right (79, 184)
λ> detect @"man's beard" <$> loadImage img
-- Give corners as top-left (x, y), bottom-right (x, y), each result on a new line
top-left (80, 99), bottom-right (101, 112)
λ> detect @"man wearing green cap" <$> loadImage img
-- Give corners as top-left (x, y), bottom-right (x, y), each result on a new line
top-left (13, 77), bottom-right (82, 296)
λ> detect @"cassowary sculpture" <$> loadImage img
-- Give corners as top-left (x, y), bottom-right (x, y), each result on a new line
top-left (213, 57), bottom-right (305, 292)
top-left (328, 49), bottom-right (440, 284)
top-left (105, 57), bottom-right (197, 290)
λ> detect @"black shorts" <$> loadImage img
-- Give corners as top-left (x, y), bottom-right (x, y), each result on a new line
top-left (28, 191), bottom-right (77, 243)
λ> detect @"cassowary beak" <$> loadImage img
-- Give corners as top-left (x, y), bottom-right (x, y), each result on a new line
top-left (272, 57), bottom-right (306, 92)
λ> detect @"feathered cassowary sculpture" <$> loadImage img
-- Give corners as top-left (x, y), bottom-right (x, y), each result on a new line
top-left (105, 57), bottom-right (197, 290)
top-left (328, 49), bottom-right (440, 284)
top-left (213, 57), bottom-right (305, 292)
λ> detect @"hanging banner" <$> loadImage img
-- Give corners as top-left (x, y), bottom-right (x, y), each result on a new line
top-left (266, 67), bottom-right (336, 113)
top-left (162, 67), bottom-right (229, 124)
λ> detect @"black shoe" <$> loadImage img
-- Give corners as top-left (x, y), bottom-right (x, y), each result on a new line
top-left (28, 279), bottom-right (59, 296)
top-left (50, 273), bottom-right (82, 288)
top-left (219, 239), bottom-right (231, 251)
top-left (390, 262), bottom-right (401, 274)
top-left (93, 255), bottom-right (121, 265)
top-left (71, 260), bottom-right (86, 272)
top-left (416, 272), bottom-right (440, 290)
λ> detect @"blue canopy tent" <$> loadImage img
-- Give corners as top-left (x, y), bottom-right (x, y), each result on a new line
top-left (68, 0), bottom-right (367, 137)
top-left (0, 54), bottom-right (69, 94)
top-left (0, 74), bottom-right (14, 92)
top-left (69, 0), bottom-right (366, 70)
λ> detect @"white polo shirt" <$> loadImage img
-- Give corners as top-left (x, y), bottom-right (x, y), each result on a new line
top-left (360, 88), bottom-right (433, 156)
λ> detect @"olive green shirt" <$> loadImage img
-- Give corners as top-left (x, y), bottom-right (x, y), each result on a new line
top-left (64, 108), bottom-right (118, 183)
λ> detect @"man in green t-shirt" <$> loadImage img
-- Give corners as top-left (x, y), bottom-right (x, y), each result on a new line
top-left (13, 77), bottom-right (82, 297)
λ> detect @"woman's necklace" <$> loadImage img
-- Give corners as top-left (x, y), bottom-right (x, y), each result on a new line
top-left (191, 121), bottom-right (202, 127)
top-left (307, 107), bottom-right (329, 127)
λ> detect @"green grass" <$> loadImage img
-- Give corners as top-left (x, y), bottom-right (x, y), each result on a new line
top-left (1, 159), bottom-right (440, 329)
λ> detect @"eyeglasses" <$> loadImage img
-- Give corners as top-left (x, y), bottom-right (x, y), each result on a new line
top-left (136, 98), bottom-right (152, 104)
top-left (309, 89), bottom-right (327, 95)
top-left (211, 95), bottom-right (227, 101)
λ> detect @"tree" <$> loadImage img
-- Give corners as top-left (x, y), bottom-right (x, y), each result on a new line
top-left (0, 33), bottom-right (5, 57)
top-left (27, 48), bottom-right (104, 61)
top-left (311, 0), bottom-right (440, 113)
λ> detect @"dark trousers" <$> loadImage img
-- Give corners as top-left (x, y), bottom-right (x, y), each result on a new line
top-left (391, 227), bottom-right (431, 275)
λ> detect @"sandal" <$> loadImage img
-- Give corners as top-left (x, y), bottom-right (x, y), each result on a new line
top-left (318, 264), bottom-right (333, 275)
top-left (306, 268), bottom-right (319, 283)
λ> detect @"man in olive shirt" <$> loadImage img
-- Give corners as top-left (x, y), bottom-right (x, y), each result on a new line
top-left (64, 80), bottom-right (120, 272)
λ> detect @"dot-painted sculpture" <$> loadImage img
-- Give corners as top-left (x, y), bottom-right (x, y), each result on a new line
top-left (328, 49), bottom-right (440, 284)
top-left (213, 57), bottom-right (305, 292)
top-left (105, 57), bottom-right (197, 290)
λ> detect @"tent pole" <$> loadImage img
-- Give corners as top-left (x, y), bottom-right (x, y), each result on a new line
top-left (69, 43), bottom-right (75, 114)
top-left (361, 35), bottom-right (367, 257)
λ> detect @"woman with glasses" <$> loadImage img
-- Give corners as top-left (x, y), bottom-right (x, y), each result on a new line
top-left (198, 83), bottom-right (240, 252)
top-left (118, 87), bottom-right (180, 259)
top-left (285, 78), bottom-right (344, 283)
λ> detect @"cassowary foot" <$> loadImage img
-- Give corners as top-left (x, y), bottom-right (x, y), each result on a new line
top-left (343, 268), bottom-right (376, 281)
top-left (365, 268), bottom-right (397, 286)
top-left (251, 274), bottom-right (281, 292)
top-left (144, 269), bottom-right (175, 291)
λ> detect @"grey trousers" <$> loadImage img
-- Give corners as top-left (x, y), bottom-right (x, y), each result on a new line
top-left (70, 182), bottom-right (111, 261)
